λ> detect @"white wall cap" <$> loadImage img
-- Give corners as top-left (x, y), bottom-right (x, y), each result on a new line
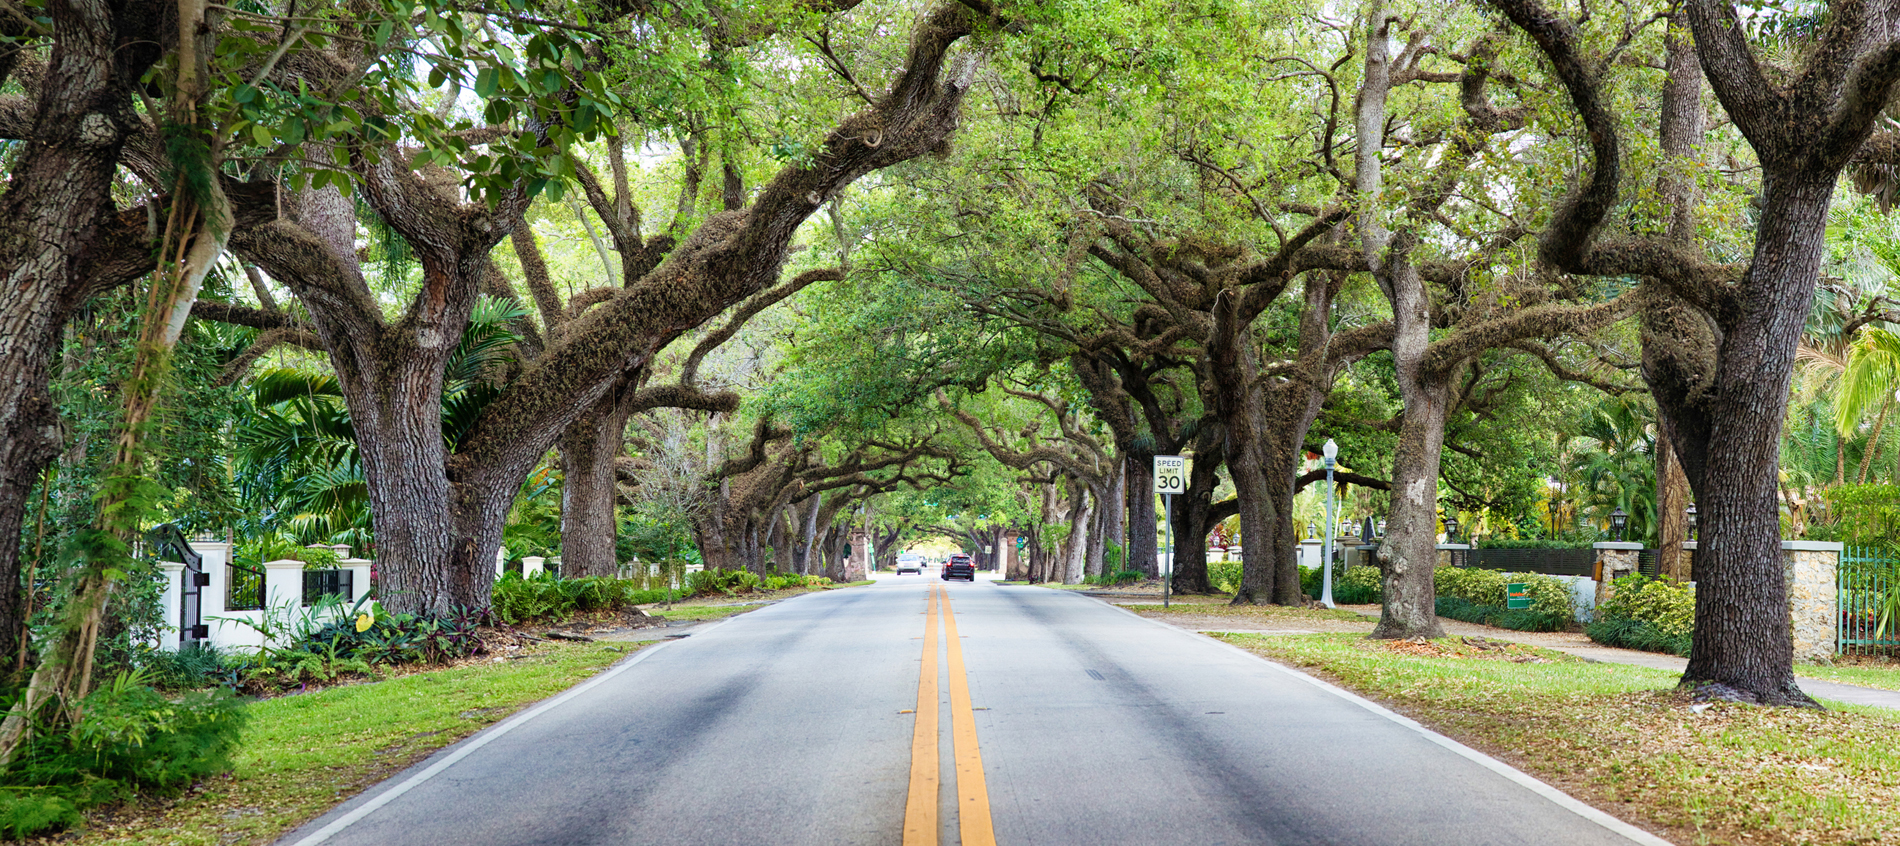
top-left (1781, 540), bottom-right (1844, 552)
top-left (262, 558), bottom-right (306, 570)
top-left (1592, 542), bottom-right (1644, 550)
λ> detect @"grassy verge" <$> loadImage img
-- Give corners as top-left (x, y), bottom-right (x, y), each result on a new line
top-left (1795, 661), bottom-right (1900, 692)
top-left (637, 580), bottom-right (871, 622)
top-left (1126, 602), bottom-right (1375, 622)
top-left (1218, 632), bottom-right (1900, 846)
top-left (53, 641), bottom-right (634, 846)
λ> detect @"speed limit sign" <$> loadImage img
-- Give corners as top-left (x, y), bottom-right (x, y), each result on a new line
top-left (1153, 455), bottom-right (1187, 494)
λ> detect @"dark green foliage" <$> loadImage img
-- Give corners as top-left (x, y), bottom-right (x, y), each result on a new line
top-left (1434, 596), bottom-right (1572, 632)
top-left (0, 672), bottom-right (247, 839)
top-left (1474, 538), bottom-right (1597, 549)
top-left (1295, 564), bottom-right (1381, 602)
top-left (685, 568), bottom-right (763, 597)
top-left (490, 572), bottom-right (669, 624)
top-left (0, 790), bottom-right (81, 840)
top-left (761, 573), bottom-right (829, 591)
top-left (1207, 560), bottom-right (1241, 593)
top-left (1083, 569), bottom-right (1145, 586)
top-left (133, 643), bottom-right (233, 691)
top-left (1585, 617), bottom-right (1692, 656)
top-left (1303, 565), bottom-right (1383, 604)
top-left (1587, 574), bottom-right (1695, 655)
top-left (291, 606), bottom-right (485, 666)
top-left (1811, 484), bottom-right (1900, 549)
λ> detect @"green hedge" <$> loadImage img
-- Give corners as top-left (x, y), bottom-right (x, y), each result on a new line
top-left (1587, 574), bottom-right (1695, 655)
top-left (1585, 617), bottom-right (1691, 656)
top-left (1301, 565), bottom-right (1382, 604)
top-left (1473, 538), bottom-right (1596, 549)
top-left (1434, 596), bottom-right (1572, 632)
top-left (1432, 568), bottom-right (1575, 623)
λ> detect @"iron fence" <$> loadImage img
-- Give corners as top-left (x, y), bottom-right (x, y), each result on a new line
top-left (228, 560), bottom-right (266, 611)
top-left (302, 569), bottom-right (354, 606)
top-left (1840, 546), bottom-right (1900, 656)
top-left (1461, 547), bottom-right (1596, 577)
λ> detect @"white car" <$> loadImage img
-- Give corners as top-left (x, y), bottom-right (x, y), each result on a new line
top-left (895, 554), bottom-right (924, 575)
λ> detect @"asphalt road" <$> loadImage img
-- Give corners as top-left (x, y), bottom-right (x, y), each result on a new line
top-left (280, 578), bottom-right (1668, 846)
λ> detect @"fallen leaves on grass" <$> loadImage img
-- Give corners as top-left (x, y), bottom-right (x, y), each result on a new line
top-left (1221, 632), bottom-right (1900, 846)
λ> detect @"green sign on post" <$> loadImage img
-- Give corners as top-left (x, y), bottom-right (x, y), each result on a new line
top-left (1506, 583), bottom-right (1532, 610)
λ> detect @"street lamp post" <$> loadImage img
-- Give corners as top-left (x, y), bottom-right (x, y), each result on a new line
top-left (1321, 439), bottom-right (1338, 608)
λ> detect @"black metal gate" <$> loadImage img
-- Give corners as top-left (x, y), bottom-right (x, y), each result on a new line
top-left (151, 524), bottom-right (209, 645)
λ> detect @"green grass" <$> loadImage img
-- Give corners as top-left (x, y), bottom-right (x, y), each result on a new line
top-left (645, 603), bottom-right (768, 621)
top-left (1220, 632), bottom-right (1900, 846)
top-left (1126, 602), bottom-right (1375, 622)
top-left (64, 642), bottom-right (634, 845)
top-left (1796, 661), bottom-right (1900, 692)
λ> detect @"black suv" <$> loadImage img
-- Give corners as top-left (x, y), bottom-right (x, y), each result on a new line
top-left (942, 554), bottom-right (976, 581)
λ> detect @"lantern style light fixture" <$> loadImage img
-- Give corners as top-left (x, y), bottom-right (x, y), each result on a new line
top-left (1610, 507), bottom-right (1629, 541)
top-left (1307, 522), bottom-right (1317, 539)
top-left (1444, 514), bottom-right (1460, 543)
top-left (1377, 519), bottom-right (1387, 537)
top-left (1685, 503), bottom-right (1698, 540)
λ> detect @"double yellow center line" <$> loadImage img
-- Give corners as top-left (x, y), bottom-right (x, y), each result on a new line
top-left (904, 584), bottom-right (995, 846)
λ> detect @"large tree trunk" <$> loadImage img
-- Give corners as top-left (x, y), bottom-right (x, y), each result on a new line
top-left (1170, 431), bottom-right (1224, 594)
top-left (1084, 487), bottom-right (1108, 579)
top-left (1102, 455), bottom-right (1126, 572)
top-left (1661, 170), bottom-right (1836, 707)
top-left (791, 495), bottom-right (820, 575)
top-left (1124, 445), bottom-right (1159, 577)
top-left (1657, 415), bottom-right (1691, 579)
top-left (0, 1), bottom-right (162, 674)
top-left (1063, 484), bottom-right (1092, 584)
top-left (558, 387), bottom-right (638, 578)
top-left (1372, 346), bottom-right (1452, 640)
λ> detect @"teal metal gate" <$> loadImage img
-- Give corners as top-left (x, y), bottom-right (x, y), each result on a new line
top-left (1839, 546), bottom-right (1900, 655)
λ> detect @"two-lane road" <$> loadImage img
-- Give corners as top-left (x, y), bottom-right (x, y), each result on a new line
top-left (282, 580), bottom-right (1668, 846)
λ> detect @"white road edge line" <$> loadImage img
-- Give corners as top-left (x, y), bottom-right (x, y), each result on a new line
top-left (284, 615), bottom-right (741, 846)
top-left (1072, 591), bottom-right (1677, 846)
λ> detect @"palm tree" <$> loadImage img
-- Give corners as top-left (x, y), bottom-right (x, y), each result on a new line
top-left (1564, 396), bottom-right (1658, 544)
top-left (1835, 327), bottom-right (1900, 484)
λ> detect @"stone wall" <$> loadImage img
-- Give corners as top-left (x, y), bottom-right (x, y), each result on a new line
top-left (1592, 542), bottom-right (1642, 607)
top-left (1783, 541), bottom-right (1841, 663)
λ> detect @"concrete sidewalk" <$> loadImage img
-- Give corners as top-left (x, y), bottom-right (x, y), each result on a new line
top-left (1539, 643), bottom-right (1900, 709)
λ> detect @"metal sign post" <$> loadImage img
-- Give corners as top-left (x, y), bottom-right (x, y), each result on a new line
top-left (1154, 455), bottom-right (1186, 609)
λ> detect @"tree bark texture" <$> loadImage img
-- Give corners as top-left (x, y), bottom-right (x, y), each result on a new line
top-left (0, 0), bottom-right (165, 670)
top-left (558, 386), bottom-right (640, 578)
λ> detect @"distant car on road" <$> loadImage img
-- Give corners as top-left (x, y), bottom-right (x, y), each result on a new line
top-left (896, 553), bottom-right (924, 575)
top-left (942, 553), bottom-right (976, 581)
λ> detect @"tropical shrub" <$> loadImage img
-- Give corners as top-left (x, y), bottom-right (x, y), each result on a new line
top-left (1333, 566), bottom-right (1383, 604)
top-left (1208, 560), bottom-right (1242, 593)
top-left (0, 670), bottom-right (246, 839)
top-left (686, 568), bottom-right (763, 597)
top-left (761, 573), bottom-right (830, 591)
top-left (133, 642), bottom-right (233, 691)
top-left (1587, 574), bottom-right (1695, 655)
top-left (490, 572), bottom-right (669, 624)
